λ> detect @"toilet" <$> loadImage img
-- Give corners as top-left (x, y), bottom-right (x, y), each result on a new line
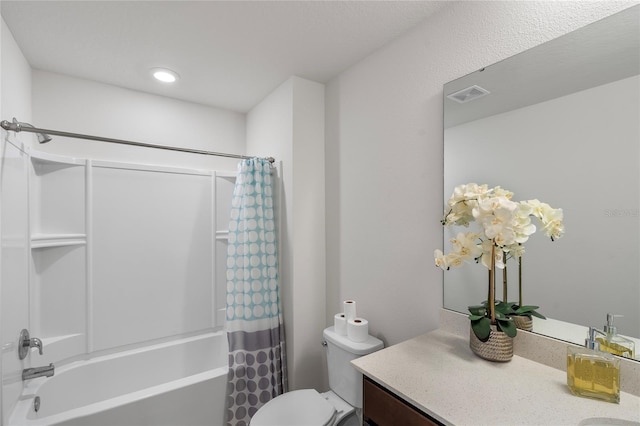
top-left (250, 326), bottom-right (383, 426)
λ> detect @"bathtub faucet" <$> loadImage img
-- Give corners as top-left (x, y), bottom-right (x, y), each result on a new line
top-left (22, 363), bottom-right (55, 381)
top-left (18, 329), bottom-right (44, 360)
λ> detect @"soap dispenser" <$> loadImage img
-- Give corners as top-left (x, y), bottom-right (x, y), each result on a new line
top-left (596, 313), bottom-right (635, 358)
top-left (567, 327), bottom-right (620, 403)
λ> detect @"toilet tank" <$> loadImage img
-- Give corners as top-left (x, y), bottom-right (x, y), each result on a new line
top-left (323, 327), bottom-right (383, 408)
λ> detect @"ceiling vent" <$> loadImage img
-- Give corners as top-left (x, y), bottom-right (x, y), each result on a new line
top-left (446, 85), bottom-right (490, 104)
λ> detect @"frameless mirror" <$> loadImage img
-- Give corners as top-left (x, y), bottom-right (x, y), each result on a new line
top-left (443, 6), bottom-right (639, 360)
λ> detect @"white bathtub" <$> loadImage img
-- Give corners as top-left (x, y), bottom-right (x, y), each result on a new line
top-left (9, 331), bottom-right (229, 426)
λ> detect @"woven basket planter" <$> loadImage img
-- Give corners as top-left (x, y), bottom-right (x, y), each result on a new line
top-left (469, 325), bottom-right (513, 362)
top-left (512, 315), bottom-right (533, 332)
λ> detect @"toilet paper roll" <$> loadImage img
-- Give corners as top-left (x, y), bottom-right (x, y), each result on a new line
top-left (347, 318), bottom-right (369, 343)
top-left (334, 313), bottom-right (347, 336)
top-left (343, 300), bottom-right (357, 321)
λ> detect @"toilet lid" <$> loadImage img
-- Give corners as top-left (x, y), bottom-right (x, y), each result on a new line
top-left (250, 389), bottom-right (337, 426)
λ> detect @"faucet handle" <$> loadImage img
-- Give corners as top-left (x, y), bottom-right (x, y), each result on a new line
top-left (30, 338), bottom-right (43, 355)
top-left (18, 329), bottom-right (44, 360)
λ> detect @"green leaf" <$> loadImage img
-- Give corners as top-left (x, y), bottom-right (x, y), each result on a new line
top-left (468, 305), bottom-right (487, 316)
top-left (514, 305), bottom-right (546, 320)
top-left (495, 301), bottom-right (512, 310)
top-left (495, 302), bottom-right (515, 315)
top-left (494, 310), bottom-right (508, 320)
top-left (497, 318), bottom-right (517, 338)
top-left (529, 311), bottom-right (546, 320)
top-left (471, 317), bottom-right (491, 341)
top-left (468, 314), bottom-right (485, 321)
top-left (515, 305), bottom-right (539, 314)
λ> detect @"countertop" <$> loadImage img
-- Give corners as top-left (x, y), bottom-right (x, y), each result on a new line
top-left (351, 329), bottom-right (640, 426)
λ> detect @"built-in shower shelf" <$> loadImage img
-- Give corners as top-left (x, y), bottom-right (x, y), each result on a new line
top-left (30, 150), bottom-right (85, 168)
top-left (31, 233), bottom-right (87, 249)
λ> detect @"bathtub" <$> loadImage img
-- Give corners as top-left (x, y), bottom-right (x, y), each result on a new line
top-left (9, 331), bottom-right (229, 426)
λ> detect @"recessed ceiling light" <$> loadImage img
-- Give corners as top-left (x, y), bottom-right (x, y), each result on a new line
top-left (151, 68), bottom-right (179, 83)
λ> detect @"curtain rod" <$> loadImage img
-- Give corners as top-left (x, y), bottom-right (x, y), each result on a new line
top-left (1, 118), bottom-right (275, 163)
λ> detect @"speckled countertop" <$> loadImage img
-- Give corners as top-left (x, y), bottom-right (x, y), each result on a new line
top-left (352, 327), bottom-right (640, 426)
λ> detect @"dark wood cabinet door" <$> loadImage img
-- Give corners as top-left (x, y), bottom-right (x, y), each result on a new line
top-left (363, 377), bottom-right (442, 426)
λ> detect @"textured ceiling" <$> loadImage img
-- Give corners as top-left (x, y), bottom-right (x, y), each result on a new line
top-left (1, 1), bottom-right (451, 112)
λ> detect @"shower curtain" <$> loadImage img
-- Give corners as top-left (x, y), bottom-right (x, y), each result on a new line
top-left (225, 158), bottom-right (287, 426)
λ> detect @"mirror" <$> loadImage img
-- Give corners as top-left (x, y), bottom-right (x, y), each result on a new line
top-left (443, 5), bottom-right (640, 359)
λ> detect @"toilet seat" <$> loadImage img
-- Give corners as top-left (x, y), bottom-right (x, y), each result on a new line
top-left (250, 389), bottom-right (337, 426)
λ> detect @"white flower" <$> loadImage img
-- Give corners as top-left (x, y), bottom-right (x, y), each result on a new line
top-left (492, 186), bottom-right (514, 200)
top-left (449, 183), bottom-right (489, 207)
top-left (504, 243), bottom-right (526, 259)
top-left (443, 201), bottom-right (475, 227)
top-left (524, 200), bottom-right (564, 240)
top-left (512, 202), bottom-right (536, 243)
top-left (443, 183), bottom-right (490, 226)
top-left (434, 232), bottom-right (483, 270)
top-left (472, 196), bottom-right (518, 247)
top-left (436, 183), bottom-right (564, 274)
top-left (434, 250), bottom-right (464, 270)
top-left (479, 239), bottom-right (505, 269)
top-left (434, 249), bottom-right (449, 270)
top-left (451, 232), bottom-right (483, 259)
top-left (446, 252), bottom-right (465, 268)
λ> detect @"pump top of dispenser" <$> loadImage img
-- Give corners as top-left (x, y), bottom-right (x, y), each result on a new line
top-left (603, 313), bottom-right (622, 335)
top-left (585, 327), bottom-right (603, 350)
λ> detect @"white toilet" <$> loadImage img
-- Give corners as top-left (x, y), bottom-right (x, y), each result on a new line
top-left (250, 326), bottom-right (383, 426)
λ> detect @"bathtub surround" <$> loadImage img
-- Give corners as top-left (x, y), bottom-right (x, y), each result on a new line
top-left (0, 141), bottom-right (236, 424)
top-left (225, 158), bottom-right (287, 426)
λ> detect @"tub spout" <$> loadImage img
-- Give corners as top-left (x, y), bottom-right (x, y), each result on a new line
top-left (22, 363), bottom-right (54, 380)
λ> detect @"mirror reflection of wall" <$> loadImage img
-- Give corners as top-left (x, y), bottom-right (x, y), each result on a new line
top-left (443, 6), bottom-right (640, 350)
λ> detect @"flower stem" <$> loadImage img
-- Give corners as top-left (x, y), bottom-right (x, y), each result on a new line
top-left (518, 256), bottom-right (523, 308)
top-left (503, 260), bottom-right (508, 303)
top-left (487, 269), bottom-right (491, 306)
top-left (489, 244), bottom-right (496, 324)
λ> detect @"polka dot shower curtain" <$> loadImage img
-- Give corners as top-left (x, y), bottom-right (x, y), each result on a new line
top-left (225, 158), bottom-right (287, 426)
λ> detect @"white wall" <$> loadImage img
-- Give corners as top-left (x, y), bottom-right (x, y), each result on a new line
top-left (1, 19), bottom-right (31, 127)
top-left (325, 1), bottom-right (637, 347)
top-left (247, 76), bottom-right (326, 391)
top-left (32, 70), bottom-right (246, 171)
top-left (0, 17), bottom-right (34, 424)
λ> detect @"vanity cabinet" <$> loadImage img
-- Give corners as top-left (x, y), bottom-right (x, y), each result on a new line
top-left (362, 376), bottom-right (442, 426)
